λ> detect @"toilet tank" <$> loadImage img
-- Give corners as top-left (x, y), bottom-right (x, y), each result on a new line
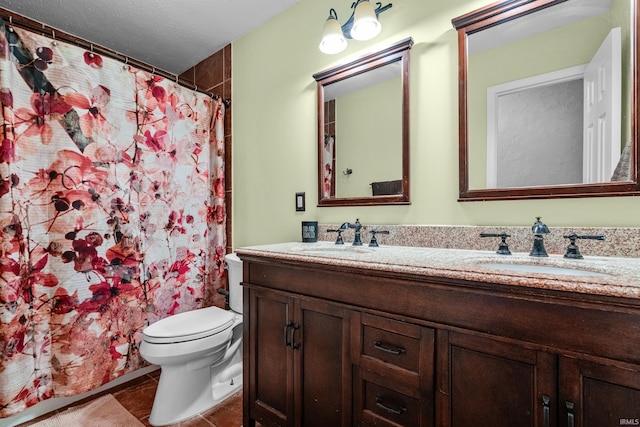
top-left (224, 253), bottom-right (243, 314)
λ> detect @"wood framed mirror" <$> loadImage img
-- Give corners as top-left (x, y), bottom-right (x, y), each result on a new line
top-left (313, 37), bottom-right (413, 207)
top-left (452, 0), bottom-right (640, 201)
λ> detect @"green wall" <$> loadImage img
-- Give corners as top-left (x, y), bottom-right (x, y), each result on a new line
top-left (232, 0), bottom-right (640, 248)
top-left (335, 77), bottom-right (402, 198)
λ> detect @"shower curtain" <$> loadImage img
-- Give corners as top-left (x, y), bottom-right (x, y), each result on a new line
top-left (0, 21), bottom-right (227, 417)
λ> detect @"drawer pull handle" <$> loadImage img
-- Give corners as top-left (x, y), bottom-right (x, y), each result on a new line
top-left (283, 321), bottom-right (293, 347)
top-left (375, 396), bottom-right (407, 416)
top-left (290, 323), bottom-right (300, 350)
top-left (542, 395), bottom-right (550, 427)
top-left (566, 401), bottom-right (574, 427)
top-left (373, 340), bottom-right (406, 356)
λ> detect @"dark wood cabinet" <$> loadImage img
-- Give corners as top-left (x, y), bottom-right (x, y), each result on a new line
top-left (240, 252), bottom-right (640, 427)
top-left (559, 356), bottom-right (640, 427)
top-left (438, 331), bottom-right (557, 427)
top-left (438, 333), bottom-right (640, 427)
top-left (246, 287), bottom-right (291, 426)
top-left (244, 285), bottom-right (351, 427)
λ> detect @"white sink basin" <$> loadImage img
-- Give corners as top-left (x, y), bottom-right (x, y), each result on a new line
top-left (479, 262), bottom-right (609, 277)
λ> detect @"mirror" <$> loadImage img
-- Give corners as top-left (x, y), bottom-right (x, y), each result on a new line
top-left (452, 0), bottom-right (639, 200)
top-left (313, 37), bottom-right (413, 206)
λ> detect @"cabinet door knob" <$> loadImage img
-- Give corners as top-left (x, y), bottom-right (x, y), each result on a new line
top-left (542, 395), bottom-right (550, 427)
top-left (566, 401), bottom-right (575, 427)
top-left (375, 396), bottom-right (407, 415)
top-left (373, 340), bottom-right (406, 356)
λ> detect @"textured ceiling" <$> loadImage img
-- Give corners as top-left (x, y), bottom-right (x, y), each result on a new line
top-left (0, 0), bottom-right (300, 74)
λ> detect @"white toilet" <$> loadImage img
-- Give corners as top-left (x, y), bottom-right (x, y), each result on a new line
top-left (140, 253), bottom-right (243, 426)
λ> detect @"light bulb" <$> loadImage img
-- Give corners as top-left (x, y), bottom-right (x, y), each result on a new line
top-left (351, 0), bottom-right (381, 41)
top-left (319, 14), bottom-right (347, 54)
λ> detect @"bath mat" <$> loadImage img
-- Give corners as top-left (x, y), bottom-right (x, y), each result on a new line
top-left (30, 393), bottom-right (144, 427)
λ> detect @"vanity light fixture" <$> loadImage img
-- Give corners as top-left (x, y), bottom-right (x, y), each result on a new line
top-left (319, 0), bottom-right (393, 54)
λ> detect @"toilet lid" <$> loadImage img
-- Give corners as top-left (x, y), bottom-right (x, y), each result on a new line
top-left (143, 306), bottom-right (235, 344)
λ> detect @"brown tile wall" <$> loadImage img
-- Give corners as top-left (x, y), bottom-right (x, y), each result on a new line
top-left (179, 45), bottom-right (233, 254)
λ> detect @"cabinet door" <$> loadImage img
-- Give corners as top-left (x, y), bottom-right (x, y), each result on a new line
top-left (559, 356), bottom-right (640, 427)
top-left (293, 298), bottom-right (352, 427)
top-left (247, 287), bottom-right (294, 427)
top-left (438, 331), bottom-right (557, 427)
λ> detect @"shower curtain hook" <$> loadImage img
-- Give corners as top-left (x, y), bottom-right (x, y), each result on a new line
top-left (123, 56), bottom-right (129, 70)
top-left (152, 67), bottom-right (155, 75)
top-left (89, 44), bottom-right (94, 58)
top-left (51, 29), bottom-right (57, 46)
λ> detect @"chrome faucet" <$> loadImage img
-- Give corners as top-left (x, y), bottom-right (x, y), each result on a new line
top-left (530, 217), bottom-right (550, 257)
top-left (340, 218), bottom-right (363, 246)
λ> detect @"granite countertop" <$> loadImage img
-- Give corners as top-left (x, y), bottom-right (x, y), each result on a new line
top-left (236, 241), bottom-right (640, 299)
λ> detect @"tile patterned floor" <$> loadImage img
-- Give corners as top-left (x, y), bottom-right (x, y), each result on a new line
top-left (19, 370), bottom-right (243, 427)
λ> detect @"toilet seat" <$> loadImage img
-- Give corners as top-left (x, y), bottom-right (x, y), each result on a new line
top-left (143, 306), bottom-right (236, 344)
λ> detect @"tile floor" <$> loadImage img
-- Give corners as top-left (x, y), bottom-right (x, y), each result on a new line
top-left (19, 369), bottom-right (243, 427)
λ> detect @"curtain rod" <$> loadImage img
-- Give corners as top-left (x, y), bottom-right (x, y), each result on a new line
top-left (0, 9), bottom-right (231, 108)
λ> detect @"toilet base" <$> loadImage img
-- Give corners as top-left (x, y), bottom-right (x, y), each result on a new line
top-left (147, 320), bottom-right (243, 427)
top-left (148, 357), bottom-right (242, 426)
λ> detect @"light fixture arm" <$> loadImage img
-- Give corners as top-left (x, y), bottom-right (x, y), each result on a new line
top-left (340, 1), bottom-right (392, 39)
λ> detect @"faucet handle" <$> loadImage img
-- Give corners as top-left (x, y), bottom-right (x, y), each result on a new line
top-left (351, 218), bottom-right (364, 246)
top-left (369, 230), bottom-right (390, 247)
top-left (563, 233), bottom-right (605, 259)
top-left (326, 229), bottom-right (345, 245)
top-left (532, 217), bottom-right (550, 234)
top-left (480, 232), bottom-right (512, 255)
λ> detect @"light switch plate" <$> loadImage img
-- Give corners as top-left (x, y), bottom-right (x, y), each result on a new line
top-left (295, 192), bottom-right (305, 211)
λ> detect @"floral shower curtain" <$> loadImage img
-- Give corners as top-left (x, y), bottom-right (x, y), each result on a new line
top-left (0, 21), bottom-right (227, 417)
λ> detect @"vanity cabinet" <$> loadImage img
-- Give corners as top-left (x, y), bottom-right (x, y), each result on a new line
top-left (558, 356), bottom-right (640, 427)
top-left (244, 285), bottom-right (352, 427)
top-left (438, 322), bottom-right (640, 427)
top-left (239, 250), bottom-right (640, 427)
top-left (439, 331), bottom-right (556, 427)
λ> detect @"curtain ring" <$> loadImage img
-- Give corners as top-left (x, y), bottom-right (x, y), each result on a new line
top-left (51, 29), bottom-right (57, 46)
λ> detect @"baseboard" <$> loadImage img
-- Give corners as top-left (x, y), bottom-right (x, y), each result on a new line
top-left (1, 365), bottom-right (159, 427)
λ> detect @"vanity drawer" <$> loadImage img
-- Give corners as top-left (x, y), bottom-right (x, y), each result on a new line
top-left (359, 374), bottom-right (420, 427)
top-left (360, 313), bottom-right (422, 373)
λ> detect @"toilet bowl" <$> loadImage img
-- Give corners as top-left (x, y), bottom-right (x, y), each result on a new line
top-left (140, 253), bottom-right (243, 426)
